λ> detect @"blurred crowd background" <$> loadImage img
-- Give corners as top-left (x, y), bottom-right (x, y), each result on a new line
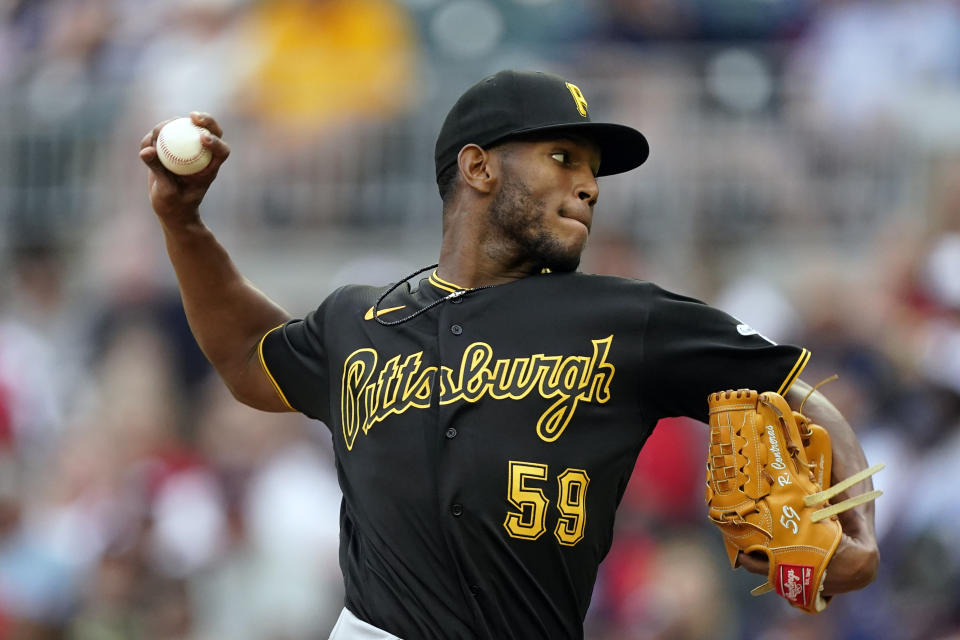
top-left (1, 0), bottom-right (960, 638)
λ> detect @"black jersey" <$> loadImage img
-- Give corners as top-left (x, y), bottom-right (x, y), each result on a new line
top-left (258, 270), bottom-right (809, 640)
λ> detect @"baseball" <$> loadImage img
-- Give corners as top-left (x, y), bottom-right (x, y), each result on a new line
top-left (156, 117), bottom-right (212, 175)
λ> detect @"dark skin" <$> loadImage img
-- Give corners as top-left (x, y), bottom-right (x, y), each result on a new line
top-left (139, 113), bottom-right (291, 412)
top-left (140, 113), bottom-right (878, 596)
top-left (437, 135), bottom-right (601, 286)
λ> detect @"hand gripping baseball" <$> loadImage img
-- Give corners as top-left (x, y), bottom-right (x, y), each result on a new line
top-left (139, 112), bottom-right (230, 226)
top-left (704, 389), bottom-right (883, 613)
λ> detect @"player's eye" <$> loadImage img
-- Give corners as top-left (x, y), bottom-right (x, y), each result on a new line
top-left (551, 151), bottom-right (570, 164)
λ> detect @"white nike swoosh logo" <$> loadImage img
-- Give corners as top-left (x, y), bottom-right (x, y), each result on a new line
top-left (736, 323), bottom-right (759, 336)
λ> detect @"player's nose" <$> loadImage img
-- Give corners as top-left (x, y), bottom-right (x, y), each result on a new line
top-left (577, 172), bottom-right (599, 208)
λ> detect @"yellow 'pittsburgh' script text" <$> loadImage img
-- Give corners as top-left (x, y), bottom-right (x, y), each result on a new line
top-left (340, 336), bottom-right (615, 450)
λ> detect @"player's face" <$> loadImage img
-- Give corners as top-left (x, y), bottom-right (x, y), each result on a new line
top-left (487, 136), bottom-right (601, 272)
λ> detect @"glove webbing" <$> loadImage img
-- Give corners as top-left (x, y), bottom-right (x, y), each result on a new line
top-left (794, 376), bottom-right (886, 521)
top-left (807, 463), bottom-right (885, 522)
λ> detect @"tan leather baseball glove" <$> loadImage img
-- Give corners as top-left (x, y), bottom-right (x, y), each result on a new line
top-left (705, 389), bottom-right (883, 613)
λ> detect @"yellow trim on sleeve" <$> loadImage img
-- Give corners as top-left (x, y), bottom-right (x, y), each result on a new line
top-left (429, 270), bottom-right (465, 293)
top-left (258, 324), bottom-right (296, 411)
top-left (777, 348), bottom-right (811, 395)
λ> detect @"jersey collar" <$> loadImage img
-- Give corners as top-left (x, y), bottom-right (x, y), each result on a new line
top-left (427, 270), bottom-right (465, 294)
top-left (426, 268), bottom-right (555, 295)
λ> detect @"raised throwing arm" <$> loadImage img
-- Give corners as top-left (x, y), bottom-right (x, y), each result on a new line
top-left (139, 112), bottom-right (292, 411)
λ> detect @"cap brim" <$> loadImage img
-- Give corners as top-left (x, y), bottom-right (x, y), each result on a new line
top-left (497, 122), bottom-right (650, 177)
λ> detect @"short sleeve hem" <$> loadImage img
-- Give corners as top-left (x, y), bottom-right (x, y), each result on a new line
top-left (777, 348), bottom-right (811, 395)
top-left (258, 323), bottom-right (297, 412)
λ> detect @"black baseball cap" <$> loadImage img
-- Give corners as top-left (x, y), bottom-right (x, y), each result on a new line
top-left (434, 69), bottom-right (649, 182)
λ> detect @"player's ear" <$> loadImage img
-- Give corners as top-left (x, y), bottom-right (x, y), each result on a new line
top-left (457, 144), bottom-right (495, 195)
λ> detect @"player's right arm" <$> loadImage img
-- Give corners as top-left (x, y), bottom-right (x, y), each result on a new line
top-left (139, 112), bottom-right (293, 412)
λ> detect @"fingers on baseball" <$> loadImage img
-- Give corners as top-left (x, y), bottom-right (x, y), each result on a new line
top-left (139, 142), bottom-right (195, 184)
top-left (141, 155), bottom-right (185, 192)
top-left (144, 119), bottom-right (177, 147)
top-left (139, 119), bottom-right (177, 166)
top-left (140, 130), bottom-right (155, 150)
top-left (190, 111), bottom-right (223, 138)
top-left (202, 134), bottom-right (231, 162)
top-left (186, 113), bottom-right (230, 162)
top-left (139, 145), bottom-right (165, 172)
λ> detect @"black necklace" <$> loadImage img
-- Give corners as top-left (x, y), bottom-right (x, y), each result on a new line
top-left (373, 263), bottom-right (499, 326)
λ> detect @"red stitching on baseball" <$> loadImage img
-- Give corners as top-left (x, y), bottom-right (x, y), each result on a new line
top-left (158, 126), bottom-right (208, 165)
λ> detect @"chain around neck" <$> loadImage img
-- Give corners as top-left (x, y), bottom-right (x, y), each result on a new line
top-left (373, 264), bottom-right (499, 326)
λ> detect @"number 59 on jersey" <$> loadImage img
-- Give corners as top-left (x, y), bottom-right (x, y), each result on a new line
top-left (503, 460), bottom-right (590, 546)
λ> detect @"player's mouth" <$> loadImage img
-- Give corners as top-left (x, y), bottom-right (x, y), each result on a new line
top-left (560, 208), bottom-right (592, 233)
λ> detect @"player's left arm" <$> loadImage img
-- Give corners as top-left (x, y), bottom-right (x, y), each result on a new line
top-left (740, 377), bottom-right (880, 595)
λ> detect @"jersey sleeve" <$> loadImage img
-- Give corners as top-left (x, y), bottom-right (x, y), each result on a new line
top-left (258, 300), bottom-right (332, 423)
top-left (641, 285), bottom-right (809, 422)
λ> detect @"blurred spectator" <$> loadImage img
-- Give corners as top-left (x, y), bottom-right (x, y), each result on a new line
top-left (129, 0), bottom-right (254, 125)
top-left (191, 377), bottom-right (342, 640)
top-left (619, 418), bottom-right (705, 525)
top-left (231, 0), bottom-right (422, 227)
top-left (787, 0), bottom-right (960, 136)
top-left (715, 274), bottom-right (802, 345)
top-left (3, 0), bottom-right (125, 234)
top-left (236, 0), bottom-right (419, 135)
top-left (597, 0), bottom-right (815, 41)
top-left (0, 237), bottom-right (83, 472)
top-left (68, 546), bottom-right (148, 640)
top-left (587, 530), bottom-right (738, 640)
top-left (918, 233), bottom-right (960, 392)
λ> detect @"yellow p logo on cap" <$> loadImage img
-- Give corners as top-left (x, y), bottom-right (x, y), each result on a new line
top-left (565, 82), bottom-right (588, 117)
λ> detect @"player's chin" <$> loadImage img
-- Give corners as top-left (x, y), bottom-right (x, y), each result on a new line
top-left (558, 213), bottom-right (590, 241)
top-left (565, 229), bottom-right (589, 257)
top-left (542, 244), bottom-right (583, 273)
top-left (527, 229), bottom-right (583, 272)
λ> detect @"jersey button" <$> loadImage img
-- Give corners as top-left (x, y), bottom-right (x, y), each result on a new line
top-left (445, 427), bottom-right (458, 439)
top-left (469, 585), bottom-right (481, 597)
top-left (450, 324), bottom-right (463, 335)
top-left (450, 503), bottom-right (463, 516)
